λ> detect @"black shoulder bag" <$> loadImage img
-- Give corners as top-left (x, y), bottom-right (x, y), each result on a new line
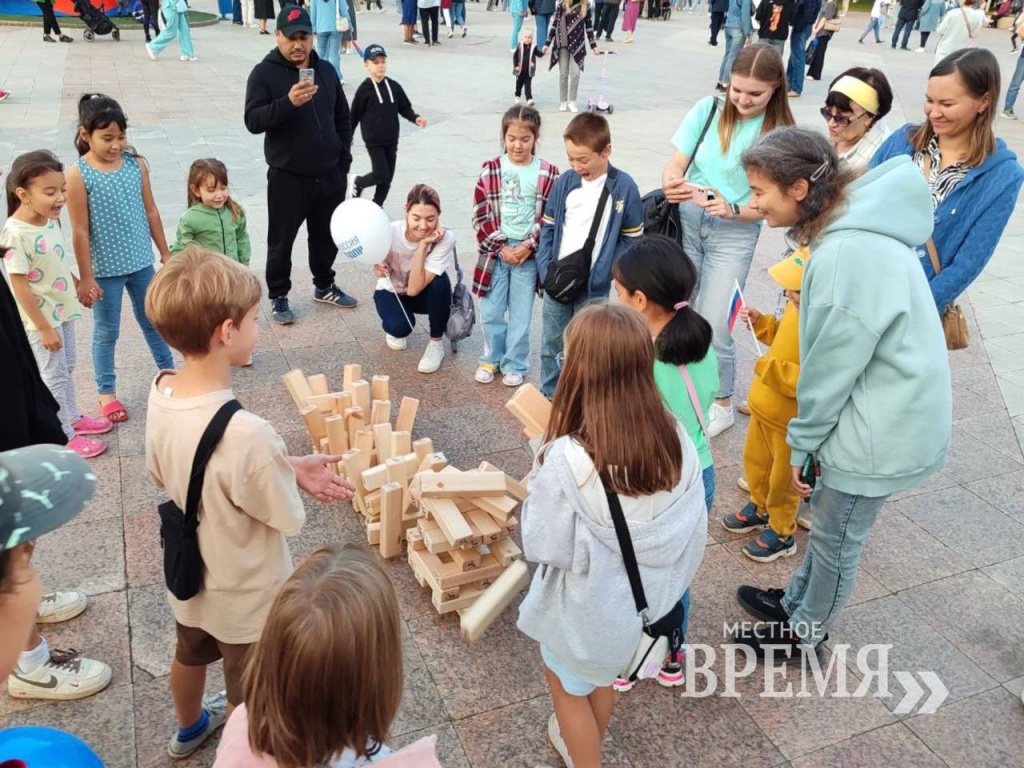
top-left (158, 400), bottom-right (243, 601)
top-left (606, 488), bottom-right (687, 684)
top-left (543, 183), bottom-right (611, 305)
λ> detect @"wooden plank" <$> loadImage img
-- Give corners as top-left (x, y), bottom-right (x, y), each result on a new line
top-left (329, 392), bottom-right (351, 415)
top-left (361, 463), bottom-right (391, 492)
top-left (344, 406), bottom-right (365, 445)
top-left (420, 472), bottom-right (507, 498)
top-left (385, 454), bottom-right (418, 482)
top-left (490, 538), bottom-right (523, 567)
top-left (325, 414), bottom-right (349, 456)
top-left (420, 498), bottom-right (474, 547)
top-left (450, 547), bottom-right (482, 571)
top-left (391, 430), bottom-right (412, 458)
top-left (408, 549), bottom-right (461, 601)
top-left (370, 399), bottom-right (392, 426)
top-left (307, 394), bottom-right (335, 413)
top-left (343, 364), bottom-right (362, 391)
top-left (300, 406), bottom-right (327, 442)
top-left (355, 429), bottom-right (374, 461)
top-left (350, 380), bottom-right (371, 414)
top-left (395, 396), bottom-right (419, 433)
top-left (460, 560), bottom-right (530, 642)
top-left (465, 509), bottom-right (504, 543)
top-left (437, 553), bottom-right (505, 590)
top-left (473, 494), bottom-right (519, 524)
top-left (412, 438), bottom-right (434, 465)
top-left (371, 375), bottom-right (390, 402)
top-left (478, 461), bottom-right (528, 502)
top-left (307, 373), bottom-right (329, 396)
top-left (432, 585), bottom-right (487, 615)
top-left (341, 449), bottom-right (369, 508)
top-left (372, 423), bottom-right (394, 463)
top-left (283, 369), bottom-right (313, 410)
top-left (379, 482), bottom-right (405, 559)
top-left (505, 384), bottom-right (551, 436)
top-left (406, 526), bottom-right (425, 551)
top-left (416, 452), bottom-right (448, 475)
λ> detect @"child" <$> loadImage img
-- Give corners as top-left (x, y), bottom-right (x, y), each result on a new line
top-left (471, 106), bottom-right (559, 387)
top-left (171, 159), bottom-right (252, 265)
top-left (144, 245), bottom-right (355, 759)
top-left (66, 93), bottom-right (176, 425)
top-left (512, 29), bottom-right (544, 105)
top-left (349, 44), bottom-right (427, 206)
top-left (721, 249), bottom-right (805, 562)
top-left (213, 545), bottom-right (442, 767)
top-left (517, 304), bottom-right (707, 768)
top-left (536, 111), bottom-right (644, 398)
top-left (2, 150), bottom-right (112, 459)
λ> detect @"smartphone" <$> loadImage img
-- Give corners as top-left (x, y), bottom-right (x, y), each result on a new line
top-left (686, 184), bottom-right (712, 205)
top-left (799, 453), bottom-right (817, 491)
top-left (299, 68), bottom-right (315, 86)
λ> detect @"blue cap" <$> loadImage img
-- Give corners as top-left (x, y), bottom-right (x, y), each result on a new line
top-left (363, 43), bottom-right (387, 61)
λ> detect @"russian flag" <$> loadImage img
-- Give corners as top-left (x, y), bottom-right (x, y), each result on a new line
top-left (727, 280), bottom-right (744, 334)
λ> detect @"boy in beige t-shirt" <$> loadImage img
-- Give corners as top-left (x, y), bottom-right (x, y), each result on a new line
top-left (144, 245), bottom-right (355, 759)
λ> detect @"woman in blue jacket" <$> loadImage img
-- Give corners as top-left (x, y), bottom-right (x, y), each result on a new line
top-left (311, 0), bottom-right (349, 79)
top-left (914, 0), bottom-right (944, 51)
top-left (532, 0), bottom-right (555, 46)
top-left (871, 48), bottom-right (1024, 314)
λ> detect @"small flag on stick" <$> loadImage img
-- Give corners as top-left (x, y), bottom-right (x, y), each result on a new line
top-left (727, 280), bottom-right (764, 356)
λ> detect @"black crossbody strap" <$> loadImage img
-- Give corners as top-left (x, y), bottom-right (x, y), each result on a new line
top-left (604, 486), bottom-right (649, 622)
top-left (682, 99), bottom-right (718, 179)
top-left (184, 400), bottom-right (243, 524)
top-left (583, 184), bottom-right (612, 251)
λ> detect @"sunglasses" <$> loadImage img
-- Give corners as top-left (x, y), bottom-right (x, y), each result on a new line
top-left (819, 107), bottom-right (869, 129)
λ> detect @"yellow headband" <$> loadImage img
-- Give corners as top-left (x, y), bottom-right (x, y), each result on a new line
top-left (829, 76), bottom-right (880, 115)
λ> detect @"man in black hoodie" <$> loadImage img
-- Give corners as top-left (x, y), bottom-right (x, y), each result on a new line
top-left (244, 4), bottom-right (357, 325)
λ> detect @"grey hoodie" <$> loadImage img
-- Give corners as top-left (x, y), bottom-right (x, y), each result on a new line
top-left (516, 433), bottom-right (708, 686)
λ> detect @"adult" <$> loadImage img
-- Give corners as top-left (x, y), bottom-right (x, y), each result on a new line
top-left (857, 0), bottom-right (888, 43)
top-left (805, 0), bottom-right (838, 82)
top-left (621, 0), bottom-right (640, 42)
top-left (255, 0), bottom-right (274, 33)
top-left (310, 0), bottom-right (344, 79)
top-left (662, 44), bottom-right (794, 437)
top-left (756, 0), bottom-right (795, 54)
top-left (785, 0), bottom-right (822, 97)
top-left (709, 0), bottom-right (729, 44)
top-left (146, 0), bottom-right (197, 61)
top-left (419, 0), bottom-right (441, 45)
top-left (510, 0), bottom-right (529, 48)
top-left (822, 67), bottom-right (893, 170)
top-left (533, 0), bottom-right (555, 46)
top-left (244, 5), bottom-right (357, 325)
top-left (732, 127), bottom-right (953, 662)
top-left (871, 48), bottom-right (1024, 313)
top-left (401, 0), bottom-right (418, 44)
top-left (1005, 34), bottom-right (1024, 119)
top-left (36, 0), bottom-right (73, 42)
top-left (372, 184), bottom-right (454, 374)
top-left (595, 0), bottom-right (622, 41)
top-left (716, 0), bottom-right (753, 91)
top-left (891, 0), bottom-right (923, 49)
top-left (544, 0), bottom-right (598, 113)
top-left (933, 0), bottom-right (983, 63)
top-left (449, 0), bottom-right (468, 36)
top-left (915, 0), bottom-right (944, 50)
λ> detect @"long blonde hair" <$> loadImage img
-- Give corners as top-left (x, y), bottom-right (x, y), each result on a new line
top-left (563, 0), bottom-right (588, 16)
top-left (719, 44), bottom-right (794, 153)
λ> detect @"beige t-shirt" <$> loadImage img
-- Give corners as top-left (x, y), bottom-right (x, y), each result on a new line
top-left (145, 373), bottom-right (305, 644)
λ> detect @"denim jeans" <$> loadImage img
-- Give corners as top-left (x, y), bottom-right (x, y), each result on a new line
top-left (679, 201), bottom-right (761, 400)
top-left (891, 17), bottom-right (913, 48)
top-left (787, 24), bottom-right (812, 94)
top-left (509, 10), bottom-right (525, 48)
top-left (760, 36), bottom-right (785, 55)
top-left (451, 0), bottom-right (466, 25)
top-left (373, 272), bottom-right (452, 339)
top-left (677, 465), bottom-right (715, 645)
top-left (316, 31), bottom-right (342, 79)
top-left (92, 266), bottom-right (175, 394)
top-left (540, 292), bottom-right (595, 398)
top-left (535, 11), bottom-right (550, 46)
top-left (480, 248), bottom-right (538, 376)
top-left (781, 484), bottom-right (889, 645)
top-left (859, 16), bottom-right (882, 42)
top-left (718, 27), bottom-right (746, 83)
top-left (1006, 49), bottom-right (1024, 111)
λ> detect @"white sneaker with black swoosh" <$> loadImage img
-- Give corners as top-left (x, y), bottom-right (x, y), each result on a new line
top-left (7, 649), bottom-right (112, 701)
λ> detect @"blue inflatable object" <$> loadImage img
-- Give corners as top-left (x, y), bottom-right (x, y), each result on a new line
top-left (0, 727), bottom-right (103, 768)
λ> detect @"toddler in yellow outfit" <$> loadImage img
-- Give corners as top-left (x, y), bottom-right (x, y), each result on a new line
top-left (722, 249), bottom-right (805, 563)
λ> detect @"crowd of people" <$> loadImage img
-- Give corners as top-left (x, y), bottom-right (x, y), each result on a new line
top-left (2, 0), bottom-right (1024, 765)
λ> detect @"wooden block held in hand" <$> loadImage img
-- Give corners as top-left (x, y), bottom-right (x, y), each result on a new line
top-left (343, 364), bottom-right (362, 391)
top-left (307, 373), bottom-right (329, 396)
top-left (505, 384), bottom-right (551, 436)
top-left (379, 482), bottom-right (405, 559)
top-left (300, 406), bottom-right (327, 441)
top-left (395, 396), bottom-right (419, 433)
top-left (370, 399), bottom-right (392, 425)
top-left (371, 375), bottom-right (390, 402)
top-left (460, 559), bottom-right (530, 642)
top-left (283, 369), bottom-right (313, 409)
top-left (373, 423), bottom-right (394, 463)
top-left (420, 472), bottom-right (508, 498)
top-left (391, 430), bottom-right (411, 458)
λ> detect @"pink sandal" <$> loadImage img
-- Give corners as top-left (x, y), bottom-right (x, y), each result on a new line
top-left (100, 399), bottom-right (129, 423)
top-left (67, 435), bottom-right (108, 459)
top-left (73, 415), bottom-right (114, 435)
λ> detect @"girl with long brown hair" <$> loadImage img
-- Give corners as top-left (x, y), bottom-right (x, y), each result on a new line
top-left (517, 304), bottom-right (708, 768)
top-left (660, 44), bottom-right (793, 439)
top-left (170, 159), bottom-right (251, 265)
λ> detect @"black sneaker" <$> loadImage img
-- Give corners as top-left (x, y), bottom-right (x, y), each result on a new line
top-left (43, 34), bottom-right (56, 42)
top-left (59, 34), bottom-right (73, 42)
top-left (313, 284), bottom-right (358, 309)
top-left (737, 586), bottom-right (789, 623)
top-left (271, 297), bottom-right (295, 325)
top-left (732, 622), bottom-right (827, 666)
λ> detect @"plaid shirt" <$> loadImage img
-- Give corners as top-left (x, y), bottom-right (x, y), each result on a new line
top-left (471, 156), bottom-right (559, 297)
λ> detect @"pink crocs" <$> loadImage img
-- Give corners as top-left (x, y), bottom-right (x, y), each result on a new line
top-left (73, 415), bottom-right (114, 436)
top-left (67, 435), bottom-right (108, 459)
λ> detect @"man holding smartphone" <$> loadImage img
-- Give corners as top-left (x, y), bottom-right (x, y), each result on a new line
top-left (244, 4), bottom-right (357, 325)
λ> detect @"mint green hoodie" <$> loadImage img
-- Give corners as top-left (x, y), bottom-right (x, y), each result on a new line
top-left (171, 203), bottom-right (251, 266)
top-left (786, 156), bottom-right (952, 497)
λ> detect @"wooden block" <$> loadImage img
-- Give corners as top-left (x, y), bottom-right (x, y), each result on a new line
top-left (342, 449), bottom-right (369, 508)
top-left (432, 585), bottom-right (487, 615)
top-left (379, 482), bottom-right (405, 559)
top-left (413, 438), bottom-right (434, 465)
top-left (318, 436), bottom-right (330, 454)
top-left (343, 364), bottom-right (362, 391)
top-left (450, 547), bottom-right (482, 571)
top-left (505, 384), bottom-right (551, 436)
top-left (371, 375), bottom-right (390, 402)
top-left (355, 429), bottom-right (374, 461)
top-left (478, 461), bottom-right (528, 502)
top-left (406, 527), bottom-right (425, 550)
top-left (490, 538), bottom-right (523, 567)
top-left (474, 494), bottom-right (519, 524)
top-left (361, 464), bottom-right (391, 492)
top-left (391, 430), bottom-right (411, 458)
top-left (421, 498), bottom-right (474, 547)
top-left (325, 414), bottom-right (349, 456)
top-left (460, 560), bottom-right (530, 642)
top-left (330, 392), bottom-right (352, 415)
top-left (350, 380), bottom-right (371, 414)
top-left (416, 452), bottom-right (448, 475)
top-left (465, 509), bottom-right (504, 544)
top-left (395, 396), bottom-right (419, 433)
top-left (420, 472), bottom-right (508, 498)
top-left (408, 549), bottom-right (461, 601)
top-left (370, 399), bottom-right (392, 425)
top-left (344, 406), bottom-right (365, 445)
top-left (307, 394), bottom-right (335, 413)
top-left (300, 406), bottom-right (327, 442)
top-left (283, 369), bottom-right (313, 410)
top-left (307, 373), bottom-right (329, 396)
top-left (372, 423), bottom-right (394, 462)
top-left (431, 551), bottom-right (505, 590)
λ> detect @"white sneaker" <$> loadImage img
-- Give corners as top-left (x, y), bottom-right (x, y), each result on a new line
top-left (167, 691), bottom-right (228, 759)
top-left (567, 101), bottom-right (578, 112)
top-left (558, 101), bottom-right (567, 112)
top-left (706, 402), bottom-right (734, 437)
top-left (385, 333), bottom-right (408, 351)
top-left (418, 339), bottom-right (445, 373)
top-left (180, 55), bottom-right (198, 61)
top-left (526, 98), bottom-right (535, 106)
top-left (514, 96), bottom-right (522, 105)
top-left (502, 372), bottom-right (524, 387)
top-left (36, 591), bottom-right (87, 624)
top-left (475, 366), bottom-right (496, 384)
top-left (737, 475), bottom-right (749, 493)
top-left (548, 713), bottom-right (574, 768)
top-left (146, 43), bottom-right (157, 59)
top-left (8, 649), bottom-right (112, 701)
top-left (914, 47), bottom-right (925, 52)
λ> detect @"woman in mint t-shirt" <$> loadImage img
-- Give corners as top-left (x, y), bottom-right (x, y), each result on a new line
top-left (661, 44), bottom-right (792, 440)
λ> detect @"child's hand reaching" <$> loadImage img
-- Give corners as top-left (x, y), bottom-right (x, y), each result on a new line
top-left (289, 455), bottom-right (356, 502)
top-left (739, 305), bottom-right (761, 325)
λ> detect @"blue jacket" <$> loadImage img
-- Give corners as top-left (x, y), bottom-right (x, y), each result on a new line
top-left (871, 125), bottom-right (1024, 310)
top-left (725, 0), bottom-right (753, 35)
top-left (790, 0), bottom-right (822, 30)
top-left (537, 164), bottom-right (644, 299)
top-left (310, 0), bottom-right (350, 34)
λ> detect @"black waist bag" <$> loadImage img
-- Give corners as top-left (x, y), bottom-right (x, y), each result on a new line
top-left (543, 184), bottom-right (611, 305)
top-left (158, 400), bottom-right (242, 601)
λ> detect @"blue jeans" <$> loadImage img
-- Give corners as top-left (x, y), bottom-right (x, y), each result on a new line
top-left (92, 266), bottom-right (174, 394)
top-left (373, 272), bottom-right (452, 339)
top-left (149, 6), bottom-right (194, 57)
top-left (540, 292), bottom-right (595, 398)
top-left (451, 0), bottom-right (466, 25)
top-left (781, 484), bottom-right (889, 645)
top-left (718, 26), bottom-right (745, 84)
top-left (510, 10), bottom-right (525, 48)
top-left (859, 16), bottom-right (882, 42)
top-left (316, 31), bottom-right (342, 79)
top-left (1006, 50), bottom-right (1024, 111)
top-left (891, 17), bottom-right (913, 48)
top-left (787, 24), bottom-right (812, 94)
top-left (535, 12), bottom-right (550, 46)
top-left (679, 201), bottom-right (760, 400)
top-left (479, 249), bottom-right (538, 376)
top-left (677, 465), bottom-right (715, 644)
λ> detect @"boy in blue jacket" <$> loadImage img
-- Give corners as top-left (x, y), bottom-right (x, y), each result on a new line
top-left (537, 112), bottom-right (644, 398)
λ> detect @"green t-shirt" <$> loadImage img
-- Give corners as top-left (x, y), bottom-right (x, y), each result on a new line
top-left (654, 351), bottom-right (719, 470)
top-left (670, 95), bottom-right (766, 206)
top-left (499, 155), bottom-right (541, 242)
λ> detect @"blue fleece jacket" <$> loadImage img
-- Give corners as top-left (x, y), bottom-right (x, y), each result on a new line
top-left (870, 125), bottom-right (1024, 310)
top-left (537, 164), bottom-right (644, 299)
top-left (725, 0), bottom-right (754, 35)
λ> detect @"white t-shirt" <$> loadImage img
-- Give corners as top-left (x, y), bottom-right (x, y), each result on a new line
top-left (376, 221), bottom-right (457, 294)
top-left (556, 174), bottom-right (612, 265)
top-left (870, 0), bottom-right (887, 17)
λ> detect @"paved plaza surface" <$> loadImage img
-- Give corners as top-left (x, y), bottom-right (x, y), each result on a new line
top-left (3, 5), bottom-right (1024, 766)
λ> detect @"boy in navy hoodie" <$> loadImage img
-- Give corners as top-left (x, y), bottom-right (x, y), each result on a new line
top-left (349, 44), bottom-right (427, 206)
top-left (537, 112), bottom-right (644, 398)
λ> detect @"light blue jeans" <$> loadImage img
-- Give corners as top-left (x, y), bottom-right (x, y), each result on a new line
top-left (1006, 49), bottom-right (1024, 111)
top-left (859, 16), bottom-right (883, 42)
top-left (717, 26), bottom-right (745, 84)
top-left (677, 465), bottom-right (715, 644)
top-left (679, 201), bottom-right (761, 400)
top-left (781, 484), bottom-right (889, 645)
top-left (92, 265), bottom-right (175, 394)
top-left (535, 12), bottom-right (550, 46)
top-left (540, 292), bottom-right (595, 398)
top-left (509, 10), bottom-right (525, 49)
top-left (480, 245), bottom-right (538, 376)
top-left (149, 5), bottom-right (195, 57)
top-left (316, 31), bottom-right (342, 79)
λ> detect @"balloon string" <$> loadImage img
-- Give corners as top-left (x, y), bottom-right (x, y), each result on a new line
top-left (394, 290), bottom-right (415, 333)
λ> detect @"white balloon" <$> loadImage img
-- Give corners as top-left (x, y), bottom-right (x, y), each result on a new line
top-left (330, 198), bottom-right (393, 265)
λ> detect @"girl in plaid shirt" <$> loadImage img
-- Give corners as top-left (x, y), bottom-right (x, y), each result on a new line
top-left (472, 106), bottom-right (559, 387)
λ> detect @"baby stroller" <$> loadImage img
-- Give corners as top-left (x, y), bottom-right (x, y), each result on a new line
top-left (72, 0), bottom-right (121, 41)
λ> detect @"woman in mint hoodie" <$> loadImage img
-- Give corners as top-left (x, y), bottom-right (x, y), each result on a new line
top-left (729, 127), bottom-right (952, 661)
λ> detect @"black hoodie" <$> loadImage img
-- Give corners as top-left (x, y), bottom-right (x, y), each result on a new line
top-left (349, 76), bottom-right (419, 148)
top-left (244, 48), bottom-right (352, 178)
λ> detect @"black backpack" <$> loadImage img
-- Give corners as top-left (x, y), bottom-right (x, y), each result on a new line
top-left (641, 189), bottom-right (683, 244)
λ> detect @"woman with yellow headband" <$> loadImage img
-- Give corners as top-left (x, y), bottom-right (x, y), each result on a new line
top-left (822, 67), bottom-right (893, 170)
